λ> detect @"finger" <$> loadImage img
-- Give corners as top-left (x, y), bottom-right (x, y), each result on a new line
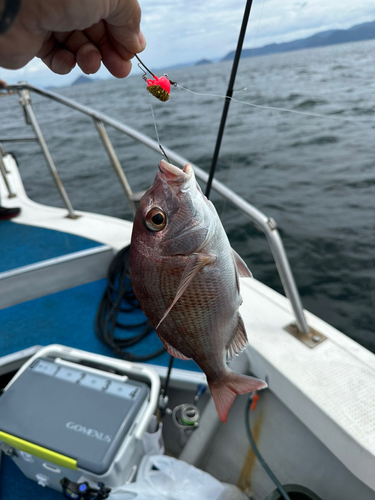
top-left (107, 27), bottom-right (139, 62)
top-left (0, 0), bottom-right (145, 72)
top-left (36, 35), bottom-right (57, 59)
top-left (107, 25), bottom-right (146, 60)
top-left (58, 30), bottom-right (102, 75)
top-left (85, 22), bottom-right (133, 60)
top-left (84, 21), bottom-right (132, 78)
top-left (99, 37), bottom-right (132, 78)
top-left (76, 44), bottom-right (102, 74)
top-left (105, 0), bottom-right (146, 55)
top-left (37, 36), bottom-right (76, 75)
top-left (49, 48), bottom-right (76, 74)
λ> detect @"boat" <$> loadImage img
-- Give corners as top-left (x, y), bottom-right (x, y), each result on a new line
top-left (1, 82), bottom-right (375, 500)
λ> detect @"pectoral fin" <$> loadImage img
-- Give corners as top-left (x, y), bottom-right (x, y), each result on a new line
top-left (156, 253), bottom-right (216, 329)
top-left (232, 249), bottom-right (253, 278)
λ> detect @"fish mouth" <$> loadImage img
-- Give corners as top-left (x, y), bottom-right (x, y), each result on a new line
top-left (159, 160), bottom-right (193, 185)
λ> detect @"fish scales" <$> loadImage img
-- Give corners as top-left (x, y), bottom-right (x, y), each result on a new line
top-left (130, 160), bottom-right (267, 422)
top-left (134, 251), bottom-right (235, 379)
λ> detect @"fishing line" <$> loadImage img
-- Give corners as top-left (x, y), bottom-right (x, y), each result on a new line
top-left (176, 84), bottom-right (374, 125)
top-left (134, 54), bottom-right (172, 161)
top-left (148, 92), bottom-right (171, 162)
top-left (250, 0), bottom-right (266, 58)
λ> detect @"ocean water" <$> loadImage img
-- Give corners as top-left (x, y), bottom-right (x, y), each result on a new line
top-left (1, 40), bottom-right (375, 351)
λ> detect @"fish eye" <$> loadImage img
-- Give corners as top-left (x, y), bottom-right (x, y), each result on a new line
top-left (145, 207), bottom-right (167, 232)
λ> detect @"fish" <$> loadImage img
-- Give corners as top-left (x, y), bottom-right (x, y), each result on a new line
top-left (130, 160), bottom-right (267, 423)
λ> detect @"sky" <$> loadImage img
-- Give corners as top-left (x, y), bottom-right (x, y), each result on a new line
top-left (1, 0), bottom-right (375, 88)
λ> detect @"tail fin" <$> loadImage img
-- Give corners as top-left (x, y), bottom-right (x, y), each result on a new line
top-left (209, 372), bottom-right (267, 423)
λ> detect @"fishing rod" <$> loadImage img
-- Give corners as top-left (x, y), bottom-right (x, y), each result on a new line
top-left (205, 0), bottom-right (254, 199)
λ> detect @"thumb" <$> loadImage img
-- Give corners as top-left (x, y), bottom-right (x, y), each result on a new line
top-left (106, 0), bottom-right (146, 58)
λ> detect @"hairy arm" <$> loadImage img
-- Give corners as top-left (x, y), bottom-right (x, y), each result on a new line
top-left (0, 0), bottom-right (146, 77)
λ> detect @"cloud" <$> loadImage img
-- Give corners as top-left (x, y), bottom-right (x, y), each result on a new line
top-left (139, 0), bottom-right (375, 68)
top-left (243, 0), bottom-right (375, 45)
top-left (1, 0), bottom-right (375, 86)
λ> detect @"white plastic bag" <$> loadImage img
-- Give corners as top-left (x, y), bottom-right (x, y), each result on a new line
top-left (109, 455), bottom-right (247, 500)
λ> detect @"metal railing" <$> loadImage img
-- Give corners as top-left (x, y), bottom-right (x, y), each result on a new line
top-left (2, 83), bottom-right (310, 336)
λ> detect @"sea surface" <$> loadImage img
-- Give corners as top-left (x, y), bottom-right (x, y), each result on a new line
top-left (1, 40), bottom-right (375, 351)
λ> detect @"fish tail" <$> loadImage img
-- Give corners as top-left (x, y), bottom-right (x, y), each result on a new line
top-left (209, 372), bottom-right (267, 424)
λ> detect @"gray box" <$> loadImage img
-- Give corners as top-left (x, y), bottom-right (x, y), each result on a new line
top-left (0, 358), bottom-right (149, 476)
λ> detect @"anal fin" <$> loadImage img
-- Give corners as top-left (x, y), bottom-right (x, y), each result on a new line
top-left (226, 314), bottom-right (248, 361)
top-left (161, 338), bottom-right (191, 360)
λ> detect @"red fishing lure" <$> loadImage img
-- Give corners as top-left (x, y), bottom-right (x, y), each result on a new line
top-left (146, 76), bottom-right (171, 102)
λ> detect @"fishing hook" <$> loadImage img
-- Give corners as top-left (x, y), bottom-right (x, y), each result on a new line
top-left (159, 144), bottom-right (171, 163)
top-left (135, 54), bottom-right (156, 79)
top-left (135, 54), bottom-right (178, 87)
top-left (137, 63), bottom-right (148, 81)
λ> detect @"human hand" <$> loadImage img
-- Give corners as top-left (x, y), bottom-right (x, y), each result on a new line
top-left (0, 0), bottom-right (146, 77)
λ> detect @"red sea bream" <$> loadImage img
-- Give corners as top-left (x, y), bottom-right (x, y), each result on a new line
top-left (130, 160), bottom-right (267, 422)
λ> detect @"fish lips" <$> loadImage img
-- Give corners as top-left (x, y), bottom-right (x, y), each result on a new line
top-left (158, 160), bottom-right (194, 194)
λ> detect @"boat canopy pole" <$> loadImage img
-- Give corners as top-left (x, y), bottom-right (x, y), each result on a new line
top-left (205, 0), bottom-right (254, 199)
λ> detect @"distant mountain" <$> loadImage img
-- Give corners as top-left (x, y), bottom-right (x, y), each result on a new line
top-left (223, 20), bottom-right (375, 61)
top-left (195, 59), bottom-right (212, 66)
top-left (71, 75), bottom-right (96, 86)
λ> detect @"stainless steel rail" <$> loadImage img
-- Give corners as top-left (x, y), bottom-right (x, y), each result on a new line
top-left (5, 83), bottom-right (310, 335)
top-left (93, 118), bottom-right (136, 213)
top-left (0, 146), bottom-right (16, 198)
top-left (0, 137), bottom-right (37, 142)
top-left (18, 89), bottom-right (78, 219)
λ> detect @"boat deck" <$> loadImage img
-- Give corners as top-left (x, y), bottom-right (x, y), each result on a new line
top-left (2, 152), bottom-right (375, 499)
top-left (0, 220), bottom-right (102, 273)
top-left (0, 274), bottom-right (199, 371)
top-left (0, 218), bottom-right (200, 499)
